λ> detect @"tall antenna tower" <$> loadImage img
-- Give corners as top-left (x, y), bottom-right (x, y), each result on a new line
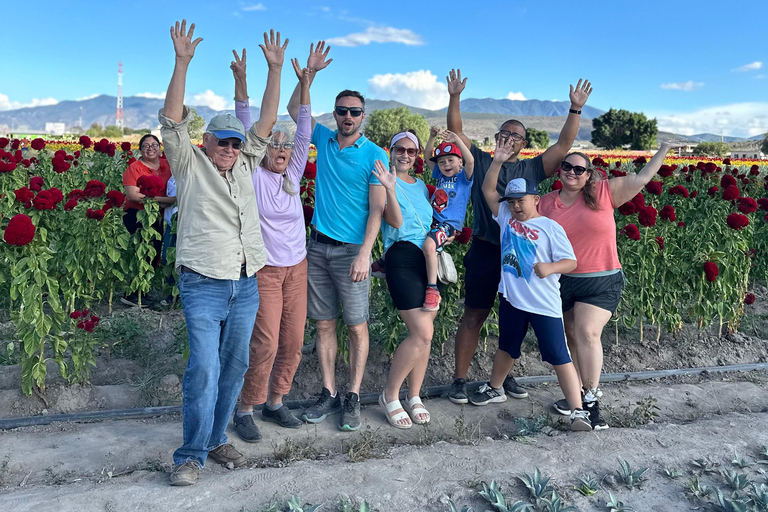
top-left (116, 62), bottom-right (124, 129)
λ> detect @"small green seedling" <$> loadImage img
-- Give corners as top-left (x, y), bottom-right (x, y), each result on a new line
top-left (447, 500), bottom-right (473, 512)
top-left (616, 458), bottom-right (648, 489)
top-left (286, 495), bottom-right (320, 512)
top-left (479, 481), bottom-right (507, 510)
top-left (715, 488), bottom-right (750, 512)
top-left (687, 475), bottom-right (713, 498)
top-left (691, 458), bottom-right (720, 474)
top-left (756, 446), bottom-right (768, 465)
top-left (518, 468), bottom-right (554, 500)
top-left (574, 474), bottom-right (599, 496)
top-left (605, 492), bottom-right (634, 512)
top-left (663, 466), bottom-right (682, 479)
top-left (732, 451), bottom-right (753, 469)
top-left (722, 469), bottom-right (751, 492)
top-left (540, 490), bottom-right (578, 512)
top-left (750, 483), bottom-right (768, 508)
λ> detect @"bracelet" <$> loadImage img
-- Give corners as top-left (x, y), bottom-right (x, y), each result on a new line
top-left (569, 108), bottom-right (581, 115)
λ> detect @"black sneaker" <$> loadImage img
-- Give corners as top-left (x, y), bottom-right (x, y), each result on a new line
top-left (584, 399), bottom-right (609, 430)
top-left (553, 398), bottom-right (571, 416)
top-left (339, 392), bottom-right (361, 431)
top-left (262, 404), bottom-right (302, 429)
top-left (570, 409), bottom-right (592, 431)
top-left (448, 378), bottom-right (469, 404)
top-left (301, 387), bottom-right (342, 424)
top-left (234, 413), bottom-right (263, 443)
top-left (502, 376), bottom-right (529, 399)
top-left (468, 383), bottom-right (507, 406)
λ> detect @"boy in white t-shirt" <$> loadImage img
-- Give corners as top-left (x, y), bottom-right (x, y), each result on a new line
top-left (470, 138), bottom-right (591, 431)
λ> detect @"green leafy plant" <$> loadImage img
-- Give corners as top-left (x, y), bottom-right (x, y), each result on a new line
top-left (616, 458), bottom-right (648, 489)
top-left (605, 492), bottom-right (634, 512)
top-left (715, 488), bottom-right (750, 512)
top-left (479, 481), bottom-right (507, 510)
top-left (574, 474), bottom-right (599, 496)
top-left (285, 495), bottom-right (320, 512)
top-left (540, 490), bottom-right (578, 512)
top-left (688, 475), bottom-right (713, 498)
top-left (691, 458), bottom-right (720, 475)
top-left (732, 451), bottom-right (753, 469)
top-left (749, 483), bottom-right (768, 509)
top-left (518, 468), bottom-right (554, 500)
top-left (722, 469), bottom-right (751, 492)
top-left (447, 500), bottom-right (473, 512)
top-left (662, 466), bottom-right (682, 479)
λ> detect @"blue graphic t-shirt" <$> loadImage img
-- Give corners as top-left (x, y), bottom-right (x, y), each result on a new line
top-left (431, 166), bottom-right (473, 231)
top-left (494, 203), bottom-right (576, 318)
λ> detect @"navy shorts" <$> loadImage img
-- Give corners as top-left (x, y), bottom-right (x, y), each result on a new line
top-left (498, 295), bottom-right (571, 366)
top-left (427, 220), bottom-right (456, 250)
top-left (462, 237), bottom-right (501, 310)
top-left (560, 271), bottom-right (625, 314)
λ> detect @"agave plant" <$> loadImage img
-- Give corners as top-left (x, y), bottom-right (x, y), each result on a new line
top-left (688, 475), bottom-right (713, 498)
top-left (691, 457), bottom-right (720, 475)
top-left (286, 495), bottom-right (320, 512)
top-left (662, 466), bottom-right (682, 480)
top-left (447, 500), bottom-right (473, 512)
top-left (479, 481), bottom-right (507, 511)
top-left (750, 483), bottom-right (768, 510)
top-left (715, 488), bottom-right (750, 512)
top-left (540, 490), bottom-right (579, 512)
top-left (722, 469), bottom-right (751, 492)
top-left (616, 458), bottom-right (648, 490)
top-left (605, 492), bottom-right (634, 512)
top-left (518, 468), bottom-right (553, 500)
top-left (574, 474), bottom-right (599, 496)
top-left (732, 451), bottom-right (753, 469)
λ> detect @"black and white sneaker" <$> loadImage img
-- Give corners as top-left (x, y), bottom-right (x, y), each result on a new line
top-left (448, 378), bottom-right (469, 404)
top-left (553, 398), bottom-right (571, 416)
top-left (468, 383), bottom-right (507, 406)
top-left (584, 399), bottom-right (609, 430)
top-left (570, 409), bottom-right (592, 431)
top-left (339, 392), bottom-right (361, 431)
top-left (301, 387), bottom-right (342, 424)
top-left (502, 376), bottom-right (528, 399)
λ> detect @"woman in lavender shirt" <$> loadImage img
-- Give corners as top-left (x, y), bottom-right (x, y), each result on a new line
top-left (230, 48), bottom-right (314, 441)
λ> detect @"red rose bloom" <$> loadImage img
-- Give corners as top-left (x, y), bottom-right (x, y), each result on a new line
top-left (13, 150), bottom-right (22, 163)
top-left (721, 175), bottom-right (737, 189)
top-left (645, 181), bottom-right (663, 195)
top-left (84, 180), bottom-right (107, 198)
top-left (86, 208), bottom-right (106, 221)
top-left (757, 198), bottom-right (768, 211)
top-left (551, 179), bottom-right (563, 191)
top-left (302, 205), bottom-right (314, 227)
top-left (638, 205), bottom-right (658, 227)
top-left (618, 202), bottom-right (637, 216)
top-left (11, 139), bottom-right (20, 150)
top-left (48, 187), bottom-right (64, 205)
top-left (657, 165), bottom-right (673, 178)
top-left (68, 189), bottom-right (86, 201)
top-left (93, 138), bottom-right (109, 153)
top-left (121, 142), bottom-right (132, 151)
top-left (659, 205), bottom-right (676, 222)
top-left (677, 221), bottom-right (686, 227)
top-left (79, 135), bottom-right (92, 148)
top-left (74, 150), bottom-right (81, 158)
top-left (723, 158), bottom-right (731, 165)
top-left (30, 176), bottom-right (44, 191)
top-left (3, 214), bottom-right (36, 246)
top-left (722, 185), bottom-right (740, 201)
top-left (456, 227), bottom-right (473, 244)
top-left (83, 321), bottom-right (96, 333)
top-left (703, 162), bottom-right (717, 174)
top-left (0, 150), bottom-right (17, 172)
top-left (703, 261), bottom-right (719, 282)
top-left (136, 175), bottom-right (165, 197)
top-left (20, 159), bottom-right (31, 168)
top-left (669, 185), bottom-right (690, 198)
top-left (691, 190), bottom-right (698, 198)
top-left (30, 138), bottom-right (46, 151)
top-left (655, 237), bottom-right (664, 251)
top-left (104, 190), bottom-right (125, 209)
top-left (744, 293), bottom-right (756, 305)
top-left (631, 193), bottom-right (645, 208)
top-left (14, 187), bottom-right (35, 203)
top-left (52, 155), bottom-right (71, 173)
top-left (64, 198), bottom-right (78, 211)
top-left (32, 190), bottom-right (56, 210)
top-left (303, 161), bottom-right (317, 179)
top-left (726, 212), bottom-right (750, 230)
top-left (738, 197), bottom-right (758, 214)
top-left (70, 311), bottom-right (81, 319)
top-left (751, 165), bottom-right (759, 174)
top-left (623, 223), bottom-right (641, 241)
top-left (0, 137), bottom-right (8, 148)
top-left (54, 150), bottom-right (66, 158)
top-left (697, 161), bottom-right (706, 171)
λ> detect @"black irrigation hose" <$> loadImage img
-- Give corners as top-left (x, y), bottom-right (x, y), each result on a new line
top-left (2, 362), bottom-right (768, 430)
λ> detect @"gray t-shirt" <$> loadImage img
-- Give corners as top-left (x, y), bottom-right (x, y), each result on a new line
top-left (469, 144), bottom-right (546, 245)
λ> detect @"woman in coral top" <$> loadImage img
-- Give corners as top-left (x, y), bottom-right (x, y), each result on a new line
top-left (538, 142), bottom-right (678, 429)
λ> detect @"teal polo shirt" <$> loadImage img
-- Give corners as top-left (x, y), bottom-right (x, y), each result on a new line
top-left (311, 123), bottom-right (389, 244)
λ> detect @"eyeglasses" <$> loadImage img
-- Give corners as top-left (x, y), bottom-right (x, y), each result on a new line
top-left (392, 145), bottom-right (417, 157)
top-left (269, 141), bottom-right (295, 150)
top-left (217, 139), bottom-right (242, 150)
top-left (560, 161), bottom-right (588, 175)
top-left (141, 143), bottom-right (160, 150)
top-left (334, 106), bottom-right (364, 117)
top-left (497, 130), bottom-right (525, 142)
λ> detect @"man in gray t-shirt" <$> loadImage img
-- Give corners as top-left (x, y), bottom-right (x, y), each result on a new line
top-left (444, 68), bottom-right (593, 404)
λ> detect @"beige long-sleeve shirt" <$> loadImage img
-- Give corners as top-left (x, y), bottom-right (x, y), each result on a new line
top-left (159, 106), bottom-right (269, 280)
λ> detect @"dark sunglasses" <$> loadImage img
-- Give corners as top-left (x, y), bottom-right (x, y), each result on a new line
top-left (392, 145), bottom-right (417, 157)
top-left (560, 161), bottom-right (588, 175)
top-left (217, 139), bottom-right (242, 150)
top-left (497, 130), bottom-right (525, 142)
top-left (334, 106), bottom-right (364, 117)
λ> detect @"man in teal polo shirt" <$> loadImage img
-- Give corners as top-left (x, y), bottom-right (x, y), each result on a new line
top-left (287, 42), bottom-right (388, 431)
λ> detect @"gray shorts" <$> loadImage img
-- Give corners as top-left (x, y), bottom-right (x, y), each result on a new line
top-left (306, 237), bottom-right (370, 325)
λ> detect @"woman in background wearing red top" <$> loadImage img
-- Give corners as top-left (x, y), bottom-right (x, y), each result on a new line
top-left (121, 134), bottom-right (175, 306)
top-left (538, 142), bottom-right (678, 429)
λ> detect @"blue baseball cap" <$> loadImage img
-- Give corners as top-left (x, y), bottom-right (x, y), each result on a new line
top-left (205, 114), bottom-right (246, 143)
top-left (499, 177), bottom-right (539, 202)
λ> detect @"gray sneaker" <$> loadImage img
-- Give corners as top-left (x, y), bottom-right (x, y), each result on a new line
top-left (169, 460), bottom-right (199, 486)
top-left (302, 387), bottom-right (342, 424)
top-left (234, 413), bottom-right (263, 443)
top-left (339, 392), bottom-right (361, 431)
top-left (502, 375), bottom-right (528, 399)
top-left (469, 383), bottom-right (507, 406)
top-left (448, 378), bottom-right (469, 404)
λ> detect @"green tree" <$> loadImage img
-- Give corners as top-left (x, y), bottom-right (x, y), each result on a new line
top-left (761, 133), bottom-right (768, 155)
top-left (363, 107), bottom-right (429, 149)
top-left (591, 108), bottom-right (657, 150)
top-left (103, 125), bottom-right (123, 138)
top-left (693, 141), bottom-right (731, 157)
top-left (85, 123), bottom-right (103, 138)
top-left (525, 127), bottom-right (550, 149)
top-left (188, 108), bottom-right (206, 140)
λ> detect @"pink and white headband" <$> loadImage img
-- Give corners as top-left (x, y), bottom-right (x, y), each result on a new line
top-left (389, 131), bottom-right (420, 149)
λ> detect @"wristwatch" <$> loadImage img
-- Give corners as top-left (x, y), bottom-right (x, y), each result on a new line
top-left (569, 108), bottom-right (581, 115)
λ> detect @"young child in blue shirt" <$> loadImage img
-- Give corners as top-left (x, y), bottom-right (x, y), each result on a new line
top-left (421, 127), bottom-right (474, 311)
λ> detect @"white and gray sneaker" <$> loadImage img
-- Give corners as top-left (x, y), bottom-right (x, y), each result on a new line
top-left (570, 408), bottom-right (592, 431)
top-left (468, 383), bottom-right (507, 406)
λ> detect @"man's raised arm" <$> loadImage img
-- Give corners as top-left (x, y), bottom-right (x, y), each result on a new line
top-left (163, 20), bottom-right (202, 123)
top-left (445, 68), bottom-right (471, 149)
top-left (540, 79), bottom-right (593, 177)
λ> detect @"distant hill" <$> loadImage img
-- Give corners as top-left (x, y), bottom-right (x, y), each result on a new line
top-left (441, 98), bottom-right (604, 119)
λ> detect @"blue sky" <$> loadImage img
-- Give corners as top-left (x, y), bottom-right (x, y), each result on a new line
top-left (2, 0), bottom-right (767, 136)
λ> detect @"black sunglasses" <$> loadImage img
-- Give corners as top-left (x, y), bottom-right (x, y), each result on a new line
top-left (217, 140), bottom-right (242, 150)
top-left (392, 145), bottom-right (417, 157)
top-left (334, 106), bottom-right (364, 117)
top-left (497, 130), bottom-right (525, 142)
top-left (560, 161), bottom-right (588, 175)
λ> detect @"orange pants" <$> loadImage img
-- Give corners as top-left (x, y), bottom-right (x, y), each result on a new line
top-left (240, 259), bottom-right (307, 406)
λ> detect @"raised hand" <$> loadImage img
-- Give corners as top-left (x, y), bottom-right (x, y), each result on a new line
top-left (170, 20), bottom-right (203, 62)
top-left (443, 130), bottom-right (460, 144)
top-left (230, 49), bottom-right (246, 81)
top-left (291, 58), bottom-right (311, 86)
top-left (307, 41), bottom-right (333, 72)
top-left (372, 160), bottom-right (397, 190)
top-left (446, 69), bottom-right (467, 96)
top-left (259, 29), bottom-right (288, 69)
top-left (569, 79), bottom-right (593, 109)
top-left (494, 137), bottom-right (515, 162)
top-left (430, 125), bottom-right (441, 137)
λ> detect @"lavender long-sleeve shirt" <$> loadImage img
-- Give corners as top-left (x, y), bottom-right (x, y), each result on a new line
top-left (235, 100), bottom-right (310, 267)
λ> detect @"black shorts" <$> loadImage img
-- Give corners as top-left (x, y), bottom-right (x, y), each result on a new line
top-left (462, 237), bottom-right (501, 310)
top-left (385, 241), bottom-right (443, 311)
top-left (560, 271), bottom-right (625, 314)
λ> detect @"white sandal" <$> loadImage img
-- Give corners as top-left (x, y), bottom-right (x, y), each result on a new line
top-left (379, 392), bottom-right (412, 429)
top-left (403, 396), bottom-right (431, 425)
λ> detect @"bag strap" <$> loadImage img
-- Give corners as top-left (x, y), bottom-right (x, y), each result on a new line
top-left (396, 181), bottom-right (427, 236)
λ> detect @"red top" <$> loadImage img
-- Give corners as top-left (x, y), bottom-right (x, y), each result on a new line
top-left (122, 159), bottom-right (172, 210)
top-left (538, 179), bottom-right (621, 274)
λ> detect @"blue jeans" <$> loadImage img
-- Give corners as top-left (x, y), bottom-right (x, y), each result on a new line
top-left (173, 269), bottom-right (259, 467)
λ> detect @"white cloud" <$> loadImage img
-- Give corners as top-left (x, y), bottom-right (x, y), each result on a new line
top-left (660, 81), bottom-right (704, 91)
top-left (506, 91), bottom-right (527, 101)
top-left (733, 61), bottom-right (762, 72)
top-left (189, 90), bottom-right (232, 111)
top-left (242, 3), bottom-right (266, 11)
top-left (136, 92), bottom-right (166, 99)
top-left (651, 102), bottom-right (768, 138)
top-left (77, 94), bottom-right (100, 101)
top-left (0, 93), bottom-right (58, 111)
top-left (327, 26), bottom-right (424, 47)
top-left (368, 70), bottom-right (448, 110)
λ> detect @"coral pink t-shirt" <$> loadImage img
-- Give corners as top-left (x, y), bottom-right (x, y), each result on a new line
top-left (538, 180), bottom-right (621, 274)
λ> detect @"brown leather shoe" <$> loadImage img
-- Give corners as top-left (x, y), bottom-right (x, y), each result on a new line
top-left (169, 460), bottom-right (200, 486)
top-left (208, 443), bottom-right (246, 468)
